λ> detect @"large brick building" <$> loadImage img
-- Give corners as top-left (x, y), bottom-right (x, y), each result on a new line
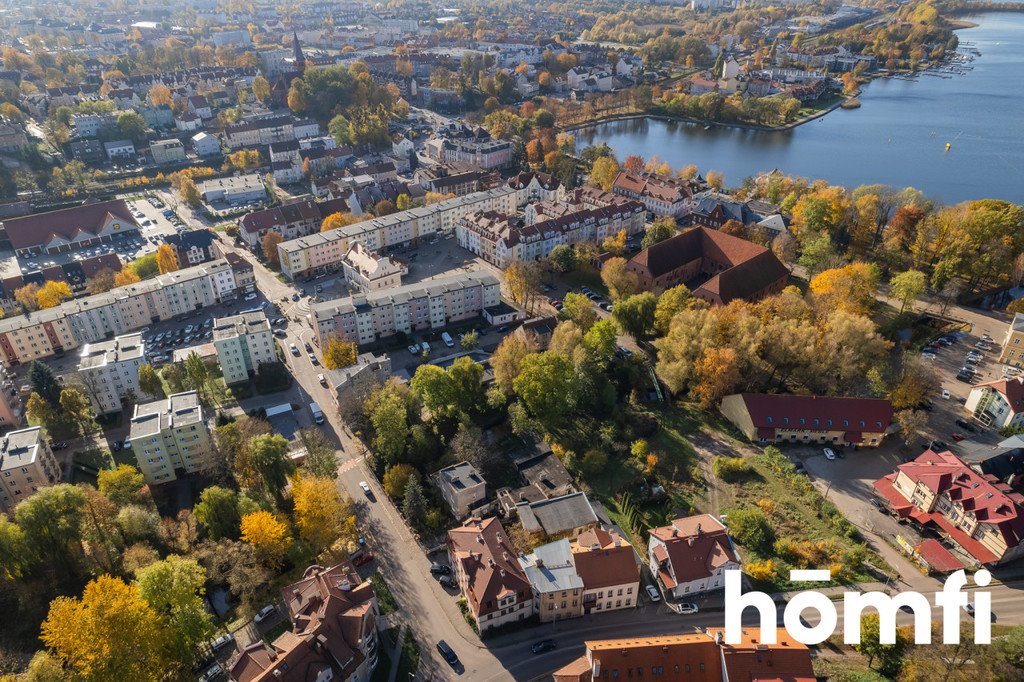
top-left (720, 393), bottom-right (894, 447)
top-left (626, 227), bottom-right (788, 304)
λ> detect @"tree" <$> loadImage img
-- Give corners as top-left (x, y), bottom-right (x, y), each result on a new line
top-left (98, 464), bottom-right (146, 506)
top-left (513, 352), bottom-right (576, 431)
top-left (601, 257), bottom-right (639, 301)
top-left (193, 486), bottom-right (242, 540)
top-left (25, 392), bottom-right (56, 431)
top-left (602, 229), bottom-right (627, 255)
top-left (15, 484), bottom-right (85, 575)
top-left (402, 475), bottom-right (427, 530)
top-left (148, 83), bottom-right (173, 106)
top-left (369, 385), bottom-right (410, 468)
top-left (382, 463), bottom-right (418, 500)
top-left (41, 575), bottom-right (170, 681)
top-left (692, 347), bottom-right (741, 408)
top-left (36, 280), bottom-right (72, 309)
top-left (117, 111), bottom-right (148, 141)
top-left (459, 330), bottom-right (479, 350)
top-left (890, 269), bottom-right (927, 314)
top-left (855, 613), bottom-right (908, 676)
top-left (60, 385), bottom-right (96, 435)
top-left (179, 176), bottom-right (201, 207)
top-left (14, 282), bottom-right (41, 311)
top-left (654, 284), bottom-right (694, 333)
top-left (136, 556), bottom-right (215, 672)
top-left (548, 244), bottom-right (577, 273)
top-left (29, 361), bottom-right (62, 405)
top-left (248, 434), bottom-right (294, 505)
top-left (155, 244), bottom-right (179, 274)
top-left (0, 516), bottom-right (28, 581)
top-left (240, 511), bottom-right (292, 566)
top-left (260, 231), bottom-right (284, 267)
top-left (321, 211), bottom-right (362, 232)
top-left (560, 292), bottom-right (597, 331)
top-left (252, 75), bottom-right (270, 102)
top-left (623, 155), bottom-right (644, 174)
top-left (896, 409), bottom-right (928, 446)
top-left (491, 332), bottom-right (540, 394)
top-left (725, 507), bottom-right (773, 551)
top-left (706, 170), bottom-right (725, 190)
top-left (138, 363), bottom-right (162, 399)
top-left (809, 262), bottom-right (879, 315)
top-left (613, 292), bottom-right (657, 339)
top-left (589, 156), bottom-right (620, 191)
top-left (641, 217), bottom-right (676, 249)
top-left (115, 267), bottom-right (142, 286)
top-left (85, 267), bottom-right (118, 294)
top-left (295, 428), bottom-right (338, 479)
top-left (287, 79), bottom-right (307, 112)
top-left (504, 261), bottom-right (542, 313)
top-left (292, 474), bottom-right (352, 552)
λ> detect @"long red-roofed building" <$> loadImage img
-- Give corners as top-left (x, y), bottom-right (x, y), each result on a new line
top-left (0, 200), bottom-right (139, 256)
top-left (720, 393), bottom-right (893, 448)
top-left (873, 449), bottom-right (1024, 566)
top-left (552, 629), bottom-right (814, 682)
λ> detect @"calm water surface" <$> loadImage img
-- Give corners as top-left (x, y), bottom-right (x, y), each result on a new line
top-left (574, 13), bottom-right (1024, 204)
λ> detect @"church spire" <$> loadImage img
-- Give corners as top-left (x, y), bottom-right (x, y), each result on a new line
top-left (292, 31), bottom-right (306, 74)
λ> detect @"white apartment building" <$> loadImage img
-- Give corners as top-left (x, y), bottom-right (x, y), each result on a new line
top-left (277, 187), bottom-right (517, 279)
top-left (312, 272), bottom-right (502, 346)
top-left (0, 259), bottom-right (237, 365)
top-left (213, 311), bottom-right (276, 385)
top-left (0, 427), bottom-right (61, 512)
top-left (127, 391), bottom-right (212, 485)
top-left (74, 332), bottom-right (146, 414)
top-left (341, 241), bottom-right (405, 292)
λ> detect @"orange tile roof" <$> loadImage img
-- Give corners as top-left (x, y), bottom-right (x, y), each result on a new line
top-left (649, 514), bottom-right (739, 584)
top-left (571, 528), bottom-right (640, 590)
top-left (447, 517), bottom-right (532, 617)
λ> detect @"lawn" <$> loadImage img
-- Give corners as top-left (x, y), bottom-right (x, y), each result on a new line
top-left (369, 573), bottom-right (398, 615)
top-left (396, 628), bottom-right (420, 680)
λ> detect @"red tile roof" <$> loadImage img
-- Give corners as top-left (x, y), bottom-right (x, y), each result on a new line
top-left (571, 528), bottom-right (640, 590)
top-left (649, 514), bottom-right (738, 584)
top-left (732, 393), bottom-right (893, 434)
top-left (914, 539), bottom-right (964, 573)
top-left (973, 377), bottom-right (1024, 413)
top-left (1, 200), bottom-right (138, 250)
top-left (448, 517), bottom-right (532, 617)
top-left (873, 449), bottom-right (1024, 564)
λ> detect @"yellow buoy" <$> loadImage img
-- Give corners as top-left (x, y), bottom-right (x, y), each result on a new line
top-left (945, 143), bottom-right (952, 151)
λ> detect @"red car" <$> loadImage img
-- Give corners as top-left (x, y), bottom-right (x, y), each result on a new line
top-left (951, 432), bottom-right (965, 442)
top-left (353, 552), bottom-right (375, 567)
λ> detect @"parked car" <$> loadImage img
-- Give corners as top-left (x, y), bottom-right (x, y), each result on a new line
top-left (931, 440), bottom-right (950, 451)
top-left (308, 352), bottom-right (318, 365)
top-left (289, 344), bottom-right (300, 356)
top-left (254, 605), bottom-right (276, 624)
top-left (198, 663), bottom-right (224, 682)
top-left (678, 603), bottom-right (699, 615)
top-left (951, 432), bottom-right (965, 442)
top-left (304, 342), bottom-right (313, 352)
top-left (244, 293), bottom-right (257, 301)
top-left (436, 640), bottom-right (460, 667)
top-left (645, 585), bottom-right (661, 602)
top-left (209, 633), bottom-right (234, 651)
top-left (359, 481), bottom-right (372, 496)
top-left (531, 639), bottom-right (557, 654)
top-left (823, 448), bottom-right (837, 461)
top-left (955, 418), bottom-right (977, 433)
top-left (921, 352), bottom-right (937, 361)
top-left (941, 389), bottom-right (951, 399)
top-left (407, 343), bottom-right (420, 354)
top-left (353, 552), bottom-right (375, 567)
top-left (437, 574), bottom-right (454, 587)
top-left (430, 562), bottom-right (451, 575)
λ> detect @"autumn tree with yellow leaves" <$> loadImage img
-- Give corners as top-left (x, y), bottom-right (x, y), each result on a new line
top-left (323, 336), bottom-right (358, 370)
top-left (36, 281), bottom-right (72, 309)
top-left (292, 474), bottom-right (357, 553)
top-left (240, 510), bottom-right (293, 567)
top-left (808, 262), bottom-right (879, 315)
top-left (155, 244), bottom-right (179, 275)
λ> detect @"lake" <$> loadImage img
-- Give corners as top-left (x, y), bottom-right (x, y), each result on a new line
top-left (573, 13), bottom-right (1024, 204)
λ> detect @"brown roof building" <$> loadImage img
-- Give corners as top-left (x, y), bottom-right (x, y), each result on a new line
top-left (647, 514), bottom-right (740, 598)
top-left (447, 517), bottom-right (534, 633)
top-left (0, 200), bottom-right (139, 256)
top-left (239, 197), bottom-right (349, 248)
top-left (720, 393), bottom-right (894, 447)
top-left (611, 171), bottom-right (703, 217)
top-left (553, 629), bottom-right (814, 682)
top-left (229, 563), bottom-right (379, 682)
top-left (626, 227), bottom-right (788, 303)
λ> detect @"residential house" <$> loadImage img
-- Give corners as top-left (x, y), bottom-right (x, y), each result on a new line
top-left (966, 377), bottom-right (1024, 430)
top-left (516, 491), bottom-right (599, 539)
top-left (340, 241), bottom-right (405, 292)
top-left (73, 332), bottom-right (145, 414)
top-left (571, 528), bottom-right (641, 614)
top-left (239, 196), bottom-right (348, 249)
top-left (874, 449), bottom-right (1024, 566)
top-left (626, 228), bottom-right (789, 303)
top-left (998, 313), bottom-right (1024, 367)
top-left (164, 229), bottom-right (218, 266)
top-left (648, 514), bottom-right (740, 598)
top-left (0, 427), bottom-right (61, 513)
top-left (447, 517), bottom-right (534, 633)
top-left (720, 393), bottom-right (894, 447)
top-left (213, 311), bottom-right (276, 386)
top-left (104, 139), bottom-right (136, 161)
top-left (520, 539), bottom-right (585, 622)
top-left (187, 95), bottom-right (213, 119)
top-left (611, 171), bottom-right (700, 217)
top-left (192, 131), bottom-right (221, 157)
top-left (230, 562), bottom-right (379, 682)
top-left (435, 461), bottom-right (487, 519)
top-left (507, 172), bottom-right (564, 207)
top-left (68, 138), bottom-right (105, 165)
top-left (150, 138), bottom-right (186, 165)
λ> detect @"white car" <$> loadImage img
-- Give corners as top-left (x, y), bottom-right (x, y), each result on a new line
top-left (289, 343), bottom-right (300, 356)
top-left (244, 293), bottom-right (257, 301)
top-left (209, 632), bottom-right (234, 650)
top-left (678, 603), bottom-right (699, 615)
top-left (941, 389), bottom-right (951, 399)
top-left (921, 352), bottom-right (937, 361)
top-left (318, 373), bottom-right (327, 386)
top-left (645, 585), bottom-right (661, 602)
top-left (254, 605), bottom-right (276, 624)
top-left (407, 343), bottom-right (420, 354)
top-left (823, 448), bottom-right (837, 461)
top-left (359, 481), bottom-right (371, 496)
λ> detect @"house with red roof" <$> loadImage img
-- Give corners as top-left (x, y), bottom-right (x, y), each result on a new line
top-left (239, 196), bottom-right (349, 249)
top-left (626, 228), bottom-right (789, 303)
top-left (229, 562), bottom-right (379, 682)
top-left (648, 514), bottom-right (740, 598)
top-left (447, 517), bottom-right (534, 633)
top-left (553, 628), bottom-right (814, 682)
top-left (873, 449), bottom-right (1024, 566)
top-left (611, 170), bottom-right (703, 217)
top-left (965, 376), bottom-right (1024, 430)
top-left (720, 393), bottom-right (894, 448)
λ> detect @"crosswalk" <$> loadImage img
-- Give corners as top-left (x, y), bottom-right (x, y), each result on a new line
top-left (339, 455), bottom-right (364, 475)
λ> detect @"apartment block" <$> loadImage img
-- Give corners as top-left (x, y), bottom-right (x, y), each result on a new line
top-left (277, 187), bottom-right (517, 279)
top-left (213, 311), bottom-right (276, 385)
top-left (0, 259), bottom-right (236, 365)
top-left (0, 427), bottom-right (61, 512)
top-left (436, 461), bottom-right (486, 519)
top-left (74, 332), bottom-right (146, 414)
top-left (311, 272), bottom-right (501, 346)
top-left (127, 391), bottom-right (212, 485)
